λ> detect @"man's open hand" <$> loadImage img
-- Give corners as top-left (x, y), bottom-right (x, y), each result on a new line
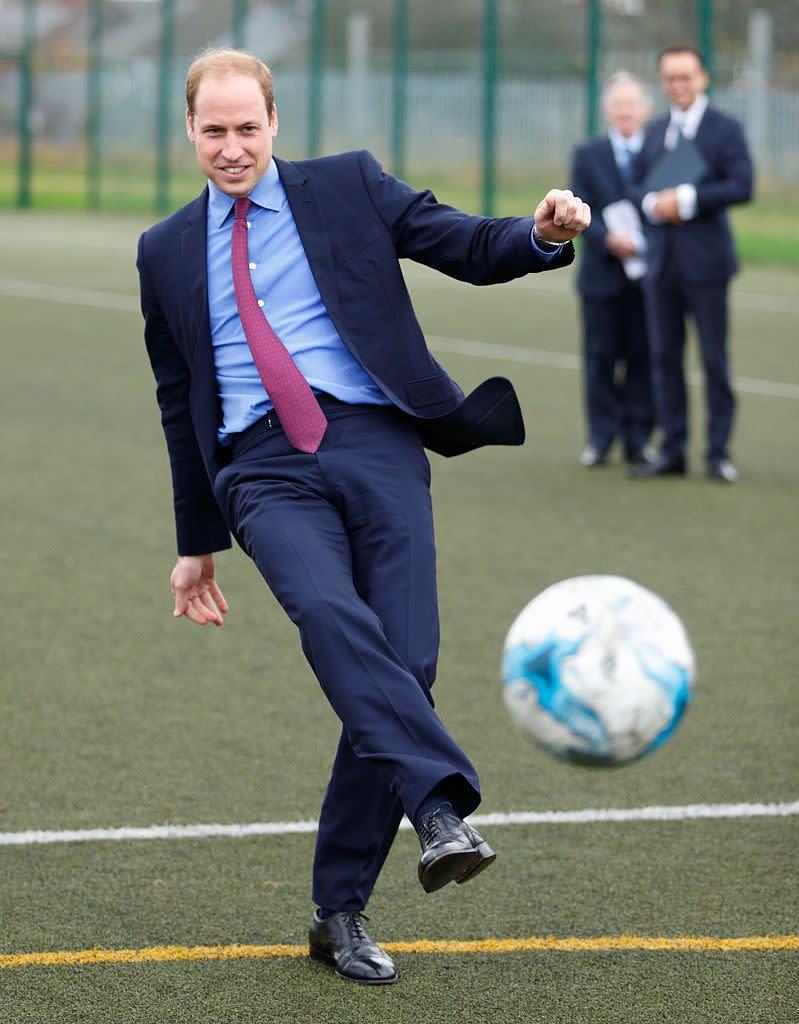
top-left (534, 189), bottom-right (591, 243)
top-left (171, 554), bottom-right (229, 626)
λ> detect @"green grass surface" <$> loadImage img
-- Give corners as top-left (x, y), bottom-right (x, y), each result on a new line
top-left (1, 211), bottom-right (797, 1022)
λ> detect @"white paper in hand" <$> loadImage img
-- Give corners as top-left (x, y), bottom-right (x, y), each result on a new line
top-left (602, 200), bottom-right (647, 281)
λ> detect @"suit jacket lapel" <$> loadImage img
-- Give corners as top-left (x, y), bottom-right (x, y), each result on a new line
top-left (180, 188), bottom-right (211, 356)
top-left (275, 157), bottom-right (343, 326)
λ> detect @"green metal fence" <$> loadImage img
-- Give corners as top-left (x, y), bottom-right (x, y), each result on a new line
top-left (0, 0), bottom-right (797, 217)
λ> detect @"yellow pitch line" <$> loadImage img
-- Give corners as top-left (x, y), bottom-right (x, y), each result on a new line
top-left (2, 935), bottom-right (797, 969)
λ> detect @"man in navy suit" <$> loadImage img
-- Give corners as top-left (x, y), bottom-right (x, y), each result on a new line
top-left (571, 71), bottom-right (655, 468)
top-left (137, 49), bottom-right (590, 984)
top-left (629, 46), bottom-right (754, 482)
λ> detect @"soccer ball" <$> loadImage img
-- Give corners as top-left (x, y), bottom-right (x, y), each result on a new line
top-left (501, 575), bottom-right (695, 765)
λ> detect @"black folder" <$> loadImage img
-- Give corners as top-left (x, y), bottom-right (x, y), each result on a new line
top-left (643, 133), bottom-right (708, 191)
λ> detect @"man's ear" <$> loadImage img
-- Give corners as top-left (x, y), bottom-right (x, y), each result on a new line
top-left (186, 109), bottom-right (195, 143)
top-left (270, 105), bottom-right (279, 138)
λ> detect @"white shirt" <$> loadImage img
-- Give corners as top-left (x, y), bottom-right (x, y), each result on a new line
top-left (608, 127), bottom-right (644, 170)
top-left (643, 93), bottom-right (708, 224)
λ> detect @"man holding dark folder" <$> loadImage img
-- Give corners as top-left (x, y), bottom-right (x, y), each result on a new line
top-left (629, 46), bottom-right (754, 483)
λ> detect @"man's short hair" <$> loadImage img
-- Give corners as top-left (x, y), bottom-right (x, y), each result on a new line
top-left (601, 70), bottom-right (649, 106)
top-left (186, 48), bottom-right (275, 119)
top-left (657, 46), bottom-right (705, 69)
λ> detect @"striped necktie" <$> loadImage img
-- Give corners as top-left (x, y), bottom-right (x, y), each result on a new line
top-left (230, 197), bottom-right (327, 454)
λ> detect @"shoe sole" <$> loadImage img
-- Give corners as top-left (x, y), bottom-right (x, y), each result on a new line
top-left (419, 841), bottom-right (496, 894)
top-left (309, 947), bottom-right (399, 985)
top-left (456, 842), bottom-right (497, 885)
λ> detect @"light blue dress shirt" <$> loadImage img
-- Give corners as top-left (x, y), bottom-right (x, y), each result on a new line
top-left (207, 161), bottom-right (390, 442)
top-left (207, 159), bottom-right (561, 442)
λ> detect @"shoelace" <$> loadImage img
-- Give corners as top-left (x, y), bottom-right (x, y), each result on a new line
top-left (417, 812), bottom-right (444, 846)
top-left (344, 912), bottom-right (370, 942)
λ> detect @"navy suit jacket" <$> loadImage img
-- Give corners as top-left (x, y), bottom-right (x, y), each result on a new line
top-left (630, 106), bottom-right (753, 285)
top-left (137, 149), bottom-right (574, 555)
top-left (570, 135), bottom-right (633, 299)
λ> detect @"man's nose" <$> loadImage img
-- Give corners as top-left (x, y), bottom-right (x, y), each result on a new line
top-left (220, 133), bottom-right (244, 159)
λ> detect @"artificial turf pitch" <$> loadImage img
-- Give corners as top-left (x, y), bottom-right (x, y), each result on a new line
top-left (1, 211), bottom-right (797, 1023)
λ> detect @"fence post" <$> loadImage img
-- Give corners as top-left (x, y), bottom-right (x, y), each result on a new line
top-left (698, 0), bottom-right (714, 92)
top-left (391, 0), bottom-right (408, 181)
top-left (156, 0), bottom-right (175, 213)
top-left (481, 0), bottom-right (498, 218)
top-left (233, 0), bottom-right (248, 50)
top-left (586, 0), bottom-right (602, 136)
top-left (18, 0), bottom-right (36, 208)
top-left (86, 0), bottom-right (103, 210)
top-left (307, 0), bottom-right (325, 157)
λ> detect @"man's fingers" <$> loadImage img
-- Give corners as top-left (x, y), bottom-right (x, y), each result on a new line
top-left (210, 582), bottom-right (229, 614)
top-left (550, 188), bottom-right (574, 227)
top-left (186, 595), bottom-right (213, 625)
top-left (173, 589), bottom-right (189, 618)
top-left (198, 588), bottom-right (224, 626)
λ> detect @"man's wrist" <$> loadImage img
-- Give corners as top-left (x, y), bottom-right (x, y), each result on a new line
top-left (642, 192), bottom-right (662, 224)
top-left (675, 183), bottom-right (698, 221)
top-left (531, 225), bottom-right (562, 253)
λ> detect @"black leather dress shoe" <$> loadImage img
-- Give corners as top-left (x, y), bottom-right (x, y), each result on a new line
top-left (628, 453), bottom-right (686, 478)
top-left (416, 805), bottom-right (496, 893)
top-left (309, 911), bottom-right (398, 985)
top-left (707, 458), bottom-right (739, 483)
top-left (625, 443), bottom-right (657, 466)
top-left (579, 444), bottom-right (609, 467)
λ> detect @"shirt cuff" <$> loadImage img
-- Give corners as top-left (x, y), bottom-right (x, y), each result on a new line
top-left (530, 226), bottom-right (563, 261)
top-left (642, 192), bottom-right (662, 224)
top-left (675, 183), bottom-right (698, 221)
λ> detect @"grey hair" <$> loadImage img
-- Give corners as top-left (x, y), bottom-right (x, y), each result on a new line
top-left (601, 70), bottom-right (650, 105)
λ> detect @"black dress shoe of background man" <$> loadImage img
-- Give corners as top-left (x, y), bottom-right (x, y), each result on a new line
top-left (417, 804), bottom-right (496, 893)
top-left (628, 453), bottom-right (686, 478)
top-left (579, 443), bottom-right (610, 467)
top-left (309, 911), bottom-right (398, 985)
top-left (707, 457), bottom-right (739, 483)
top-left (625, 443), bottom-right (657, 466)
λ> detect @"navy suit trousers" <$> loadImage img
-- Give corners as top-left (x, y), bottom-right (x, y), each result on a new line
top-left (212, 398), bottom-right (480, 911)
top-left (580, 284), bottom-right (653, 454)
top-left (644, 269), bottom-right (734, 461)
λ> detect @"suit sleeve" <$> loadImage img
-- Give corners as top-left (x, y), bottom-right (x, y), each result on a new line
top-left (357, 150), bottom-right (574, 285)
top-left (570, 144), bottom-right (607, 246)
top-left (137, 232), bottom-right (231, 556)
top-left (696, 118), bottom-right (754, 216)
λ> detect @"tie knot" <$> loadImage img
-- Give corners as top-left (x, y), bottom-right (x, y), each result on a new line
top-left (234, 197), bottom-right (251, 221)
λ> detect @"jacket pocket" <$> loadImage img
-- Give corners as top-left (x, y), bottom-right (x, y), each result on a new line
top-left (404, 374), bottom-right (458, 409)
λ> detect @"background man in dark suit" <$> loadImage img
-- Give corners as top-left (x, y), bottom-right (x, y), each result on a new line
top-left (137, 49), bottom-right (590, 985)
top-left (630, 46), bottom-right (754, 483)
top-left (571, 71), bottom-right (655, 468)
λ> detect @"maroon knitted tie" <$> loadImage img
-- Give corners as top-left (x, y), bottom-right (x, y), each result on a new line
top-left (231, 197), bottom-right (327, 453)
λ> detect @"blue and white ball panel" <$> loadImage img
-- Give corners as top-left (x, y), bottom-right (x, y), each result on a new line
top-left (501, 576), bottom-right (695, 764)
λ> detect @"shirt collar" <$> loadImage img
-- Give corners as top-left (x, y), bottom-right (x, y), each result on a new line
top-left (207, 159), bottom-right (283, 228)
top-left (670, 93), bottom-right (708, 133)
top-left (608, 128), bottom-right (644, 155)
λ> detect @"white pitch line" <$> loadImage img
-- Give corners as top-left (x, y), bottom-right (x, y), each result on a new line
top-left (2, 801), bottom-right (796, 848)
top-left (2, 277), bottom-right (797, 401)
top-left (0, 277), bottom-right (140, 313)
top-left (428, 336), bottom-right (799, 400)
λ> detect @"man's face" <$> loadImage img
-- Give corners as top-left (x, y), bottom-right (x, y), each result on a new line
top-left (186, 73), bottom-right (277, 197)
top-left (603, 82), bottom-right (651, 138)
top-left (658, 52), bottom-right (708, 111)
